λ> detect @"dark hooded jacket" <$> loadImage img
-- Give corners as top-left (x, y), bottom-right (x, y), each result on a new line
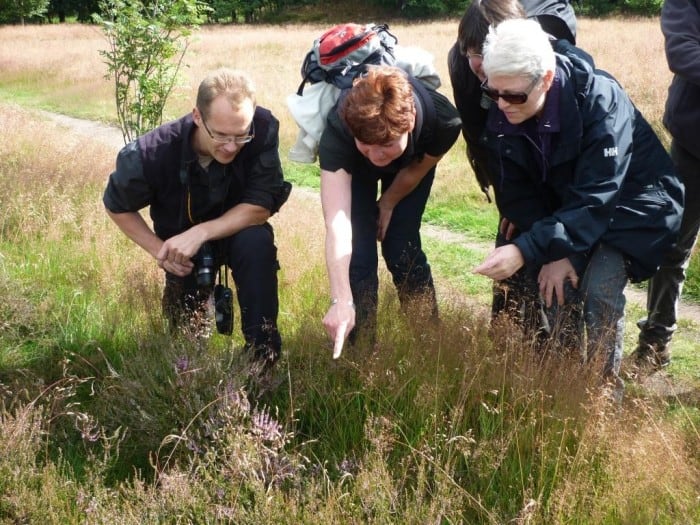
top-left (521, 0), bottom-right (577, 46)
top-left (478, 52), bottom-right (684, 282)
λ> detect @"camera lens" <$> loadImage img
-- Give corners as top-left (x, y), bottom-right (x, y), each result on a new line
top-left (193, 242), bottom-right (216, 288)
top-left (195, 266), bottom-right (216, 288)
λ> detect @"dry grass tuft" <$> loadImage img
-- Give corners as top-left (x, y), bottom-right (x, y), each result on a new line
top-left (575, 17), bottom-right (672, 142)
top-left (0, 104), bottom-right (113, 242)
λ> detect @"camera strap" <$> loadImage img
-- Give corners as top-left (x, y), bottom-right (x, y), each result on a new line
top-left (218, 264), bottom-right (229, 288)
top-left (178, 124), bottom-right (235, 228)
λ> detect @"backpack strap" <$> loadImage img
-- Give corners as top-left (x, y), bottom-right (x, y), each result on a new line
top-left (297, 50), bottom-right (326, 96)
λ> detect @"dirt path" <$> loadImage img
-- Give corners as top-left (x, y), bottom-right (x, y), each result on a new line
top-left (43, 110), bottom-right (700, 327)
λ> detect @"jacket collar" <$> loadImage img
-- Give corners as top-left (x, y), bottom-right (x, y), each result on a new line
top-left (484, 55), bottom-right (587, 166)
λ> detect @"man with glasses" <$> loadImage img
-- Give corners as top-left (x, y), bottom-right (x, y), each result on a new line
top-left (472, 19), bottom-right (683, 397)
top-left (103, 68), bottom-right (291, 371)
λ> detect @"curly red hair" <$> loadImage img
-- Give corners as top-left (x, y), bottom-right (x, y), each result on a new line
top-left (339, 66), bottom-right (415, 145)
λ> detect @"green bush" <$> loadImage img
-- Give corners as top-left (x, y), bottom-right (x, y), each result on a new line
top-left (574, 0), bottom-right (661, 17)
top-left (93, 0), bottom-right (209, 142)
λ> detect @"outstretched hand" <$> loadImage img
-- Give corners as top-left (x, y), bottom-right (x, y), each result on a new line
top-left (472, 244), bottom-right (525, 281)
top-left (323, 301), bottom-right (356, 359)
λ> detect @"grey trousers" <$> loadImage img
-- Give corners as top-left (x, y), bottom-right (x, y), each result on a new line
top-left (638, 141), bottom-right (700, 347)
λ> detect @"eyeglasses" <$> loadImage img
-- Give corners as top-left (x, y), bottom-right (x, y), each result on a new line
top-left (480, 76), bottom-right (540, 105)
top-left (200, 116), bottom-right (255, 144)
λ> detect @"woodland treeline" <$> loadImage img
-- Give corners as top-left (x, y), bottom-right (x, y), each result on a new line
top-left (0, 0), bottom-right (663, 26)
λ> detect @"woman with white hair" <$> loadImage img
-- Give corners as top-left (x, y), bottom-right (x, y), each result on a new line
top-left (472, 19), bottom-right (684, 392)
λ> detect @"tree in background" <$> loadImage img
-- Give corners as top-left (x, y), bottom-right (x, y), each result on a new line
top-left (52, 0), bottom-right (100, 22)
top-left (93, 0), bottom-right (209, 143)
top-left (2, 0), bottom-right (664, 26)
top-left (0, 0), bottom-right (50, 24)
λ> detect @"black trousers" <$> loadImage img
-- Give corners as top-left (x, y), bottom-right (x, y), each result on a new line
top-left (349, 167), bottom-right (438, 342)
top-left (162, 223), bottom-right (282, 358)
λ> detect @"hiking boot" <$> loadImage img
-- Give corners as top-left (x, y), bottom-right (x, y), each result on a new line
top-left (630, 342), bottom-right (671, 372)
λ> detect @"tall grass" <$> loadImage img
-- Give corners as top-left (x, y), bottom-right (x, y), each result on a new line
top-left (1, 18), bottom-right (700, 523)
top-left (0, 18), bottom-right (676, 143)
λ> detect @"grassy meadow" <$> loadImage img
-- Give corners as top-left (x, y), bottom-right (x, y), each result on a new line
top-left (1, 17), bottom-right (699, 524)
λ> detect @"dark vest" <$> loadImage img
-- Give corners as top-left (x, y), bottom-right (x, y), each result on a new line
top-left (137, 108), bottom-right (274, 240)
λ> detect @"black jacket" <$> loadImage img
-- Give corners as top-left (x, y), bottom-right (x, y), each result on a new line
top-left (479, 53), bottom-right (684, 282)
top-left (661, 0), bottom-right (700, 154)
top-left (103, 108), bottom-right (290, 241)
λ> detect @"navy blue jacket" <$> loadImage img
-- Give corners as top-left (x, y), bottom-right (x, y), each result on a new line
top-left (448, 38), bottom-right (593, 199)
top-left (104, 107), bottom-right (290, 241)
top-left (479, 53), bottom-right (684, 282)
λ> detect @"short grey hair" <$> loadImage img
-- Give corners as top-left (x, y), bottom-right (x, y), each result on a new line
top-left (196, 68), bottom-right (256, 118)
top-left (482, 18), bottom-right (555, 80)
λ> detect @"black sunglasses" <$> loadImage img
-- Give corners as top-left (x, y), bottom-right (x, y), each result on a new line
top-left (480, 76), bottom-right (540, 105)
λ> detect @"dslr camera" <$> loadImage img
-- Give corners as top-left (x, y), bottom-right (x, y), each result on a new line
top-left (192, 242), bottom-right (217, 288)
top-left (192, 242), bottom-right (234, 335)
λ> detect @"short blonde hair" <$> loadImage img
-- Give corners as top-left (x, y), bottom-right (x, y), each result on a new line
top-left (196, 68), bottom-right (256, 118)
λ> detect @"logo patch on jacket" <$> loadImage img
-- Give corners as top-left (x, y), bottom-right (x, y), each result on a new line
top-left (603, 146), bottom-right (618, 158)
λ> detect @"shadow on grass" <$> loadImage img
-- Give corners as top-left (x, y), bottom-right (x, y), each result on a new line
top-left (1, 288), bottom-right (699, 523)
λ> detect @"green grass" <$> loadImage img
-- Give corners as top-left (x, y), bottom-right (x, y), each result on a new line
top-left (685, 254), bottom-right (700, 301)
top-left (425, 195), bottom-right (499, 242)
top-left (283, 160), bottom-right (322, 190)
top-left (0, 82), bottom-right (114, 124)
top-left (425, 236), bottom-right (492, 299)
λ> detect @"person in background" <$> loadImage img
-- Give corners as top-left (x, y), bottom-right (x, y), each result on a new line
top-left (631, 0), bottom-right (700, 371)
top-left (472, 19), bottom-right (683, 393)
top-left (318, 66), bottom-right (461, 358)
top-left (103, 68), bottom-right (291, 370)
top-left (447, 0), bottom-right (590, 343)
